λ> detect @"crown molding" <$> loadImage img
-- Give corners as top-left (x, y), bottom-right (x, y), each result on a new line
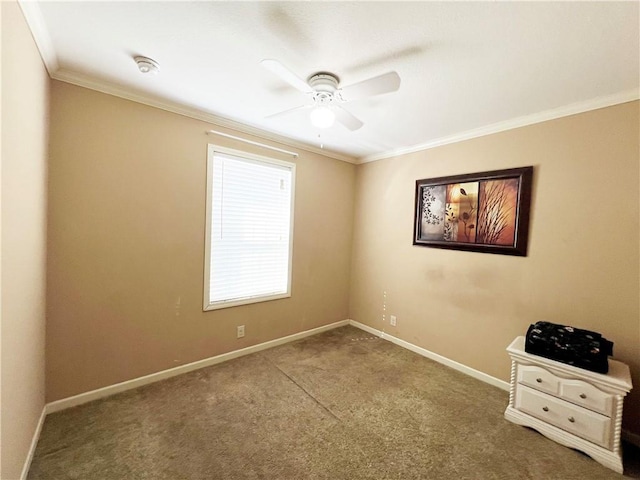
top-left (18, 0), bottom-right (638, 167)
top-left (18, 0), bottom-right (58, 76)
top-left (18, 0), bottom-right (356, 164)
top-left (359, 89), bottom-right (640, 164)
top-left (50, 69), bottom-right (357, 165)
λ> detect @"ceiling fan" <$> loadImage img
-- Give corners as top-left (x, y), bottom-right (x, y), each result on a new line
top-left (261, 59), bottom-right (401, 131)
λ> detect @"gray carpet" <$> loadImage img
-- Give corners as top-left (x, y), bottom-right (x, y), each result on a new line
top-left (29, 325), bottom-right (640, 479)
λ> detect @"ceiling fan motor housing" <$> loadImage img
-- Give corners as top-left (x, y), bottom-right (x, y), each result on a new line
top-left (308, 73), bottom-right (340, 105)
top-left (261, 59), bottom-right (399, 131)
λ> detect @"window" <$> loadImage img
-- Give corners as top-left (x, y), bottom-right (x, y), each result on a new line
top-left (204, 145), bottom-right (295, 310)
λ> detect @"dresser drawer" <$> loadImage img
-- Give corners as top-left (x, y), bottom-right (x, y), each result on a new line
top-left (518, 365), bottom-right (559, 396)
top-left (559, 379), bottom-right (614, 416)
top-left (515, 385), bottom-right (611, 448)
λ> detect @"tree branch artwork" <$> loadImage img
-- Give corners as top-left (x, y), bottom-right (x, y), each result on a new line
top-left (444, 184), bottom-right (477, 243)
top-left (413, 167), bottom-right (533, 256)
top-left (476, 179), bottom-right (518, 245)
top-left (422, 187), bottom-right (444, 226)
top-left (459, 187), bottom-right (476, 242)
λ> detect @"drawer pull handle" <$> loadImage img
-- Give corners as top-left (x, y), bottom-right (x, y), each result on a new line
top-left (579, 393), bottom-right (587, 399)
top-left (568, 416), bottom-right (575, 423)
top-left (536, 378), bottom-right (542, 383)
top-left (542, 406), bottom-right (549, 412)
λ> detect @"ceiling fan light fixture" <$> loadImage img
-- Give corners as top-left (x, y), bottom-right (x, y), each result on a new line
top-left (134, 56), bottom-right (160, 75)
top-left (310, 106), bottom-right (335, 129)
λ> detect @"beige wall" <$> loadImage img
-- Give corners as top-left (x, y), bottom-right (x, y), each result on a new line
top-left (46, 81), bottom-right (356, 402)
top-left (4, 4), bottom-right (638, 467)
top-left (1, 2), bottom-right (49, 478)
top-left (349, 101), bottom-right (640, 434)
top-left (39, 37), bottom-right (640, 442)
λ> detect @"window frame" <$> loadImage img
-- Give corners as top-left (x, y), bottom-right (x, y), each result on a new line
top-left (203, 144), bottom-right (296, 311)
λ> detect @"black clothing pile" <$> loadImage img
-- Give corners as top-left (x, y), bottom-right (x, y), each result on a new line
top-left (525, 321), bottom-right (613, 374)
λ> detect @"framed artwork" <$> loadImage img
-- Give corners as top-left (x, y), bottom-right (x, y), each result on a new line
top-left (413, 166), bottom-right (533, 256)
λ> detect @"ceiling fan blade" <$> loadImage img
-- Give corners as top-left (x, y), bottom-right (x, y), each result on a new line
top-left (261, 59), bottom-right (313, 94)
top-left (334, 106), bottom-right (364, 131)
top-left (265, 104), bottom-right (310, 119)
top-left (338, 71), bottom-right (401, 102)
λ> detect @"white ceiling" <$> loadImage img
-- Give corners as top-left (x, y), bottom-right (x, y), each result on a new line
top-left (22, 1), bottom-right (639, 163)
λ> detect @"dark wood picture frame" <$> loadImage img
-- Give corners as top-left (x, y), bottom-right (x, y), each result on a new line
top-left (413, 166), bottom-right (533, 256)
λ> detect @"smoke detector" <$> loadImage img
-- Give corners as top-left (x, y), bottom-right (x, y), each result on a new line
top-left (134, 56), bottom-right (159, 75)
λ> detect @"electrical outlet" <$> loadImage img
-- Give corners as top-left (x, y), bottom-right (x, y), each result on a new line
top-left (237, 325), bottom-right (245, 338)
top-left (390, 315), bottom-right (397, 326)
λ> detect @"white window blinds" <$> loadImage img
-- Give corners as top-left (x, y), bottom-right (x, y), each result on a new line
top-left (204, 145), bottom-right (295, 310)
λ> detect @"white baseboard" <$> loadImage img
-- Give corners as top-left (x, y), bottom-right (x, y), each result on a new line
top-left (45, 317), bottom-right (507, 415)
top-left (347, 320), bottom-right (640, 449)
top-left (46, 319), bottom-right (349, 414)
top-left (29, 316), bottom-right (640, 474)
top-left (348, 320), bottom-right (510, 391)
top-left (20, 406), bottom-right (47, 480)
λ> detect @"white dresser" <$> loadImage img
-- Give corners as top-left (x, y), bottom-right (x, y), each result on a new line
top-left (504, 336), bottom-right (632, 473)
